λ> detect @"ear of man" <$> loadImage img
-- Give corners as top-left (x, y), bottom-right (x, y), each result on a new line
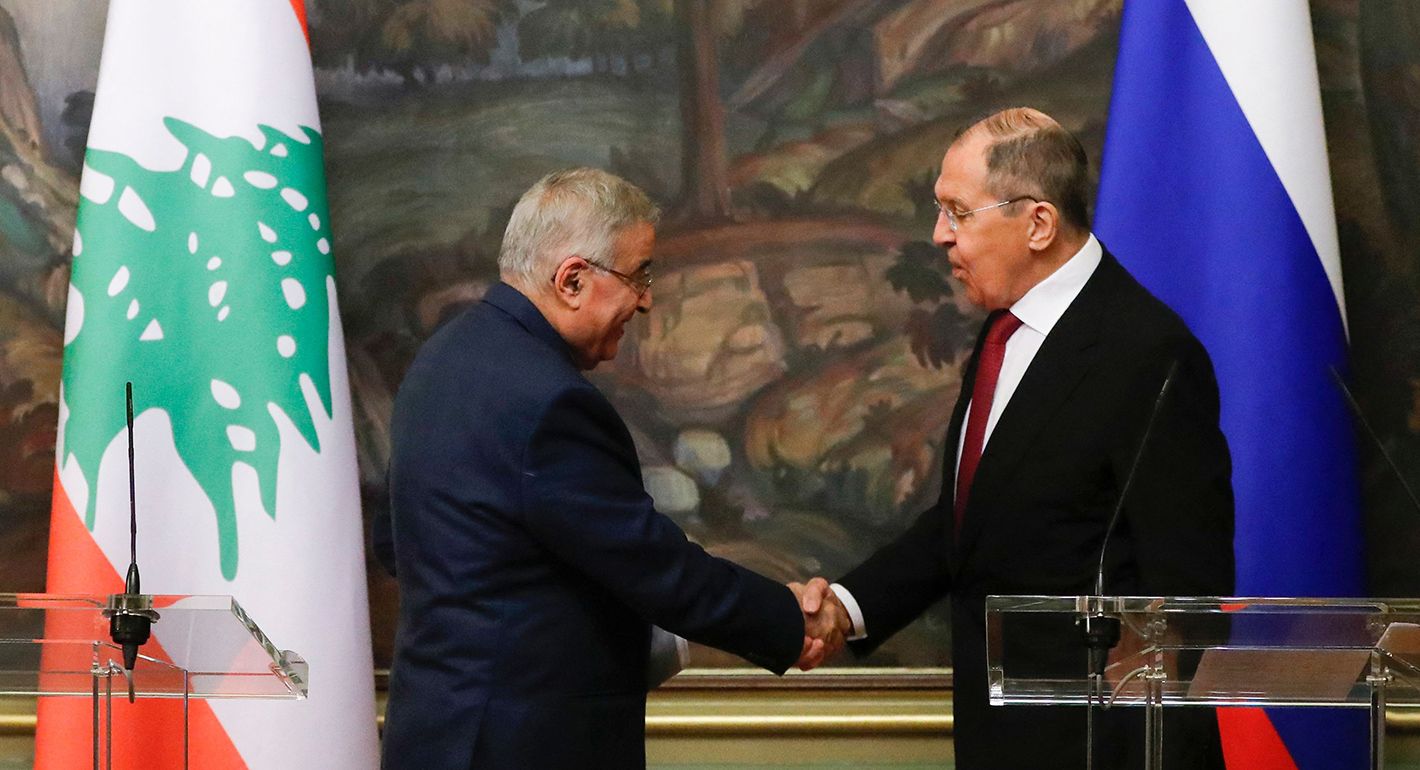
top-left (550, 256), bottom-right (590, 308)
top-left (1025, 200), bottom-right (1062, 253)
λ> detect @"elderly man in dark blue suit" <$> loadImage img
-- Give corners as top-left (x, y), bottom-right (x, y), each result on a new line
top-left (380, 168), bottom-right (848, 770)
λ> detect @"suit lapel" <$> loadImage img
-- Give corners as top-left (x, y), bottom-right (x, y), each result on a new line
top-left (953, 255), bottom-right (1123, 562)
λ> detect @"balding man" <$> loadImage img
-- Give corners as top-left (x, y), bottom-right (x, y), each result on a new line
top-left (381, 168), bottom-right (847, 770)
top-left (798, 109), bottom-right (1234, 767)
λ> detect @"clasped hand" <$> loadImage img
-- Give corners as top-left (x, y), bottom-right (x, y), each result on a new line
top-left (787, 577), bottom-right (851, 670)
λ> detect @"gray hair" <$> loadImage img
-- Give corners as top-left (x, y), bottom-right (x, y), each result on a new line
top-left (498, 168), bottom-right (660, 289)
top-left (958, 107), bottom-right (1092, 231)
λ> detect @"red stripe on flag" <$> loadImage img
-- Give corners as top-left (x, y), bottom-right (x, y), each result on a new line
top-left (1218, 707), bottom-right (1300, 770)
top-left (289, 0), bottom-right (309, 46)
top-left (35, 468), bottom-right (247, 770)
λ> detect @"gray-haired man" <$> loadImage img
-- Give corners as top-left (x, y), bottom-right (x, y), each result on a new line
top-left (380, 168), bottom-right (848, 770)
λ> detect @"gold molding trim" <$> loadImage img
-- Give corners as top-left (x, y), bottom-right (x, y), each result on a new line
top-left (645, 713), bottom-right (952, 735)
top-left (646, 669), bottom-right (954, 736)
top-left (662, 667), bottom-right (953, 689)
top-left (0, 718), bottom-right (32, 736)
top-left (373, 667), bottom-right (954, 690)
top-left (1391, 708), bottom-right (1420, 731)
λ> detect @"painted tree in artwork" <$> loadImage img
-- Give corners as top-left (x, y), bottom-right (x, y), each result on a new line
top-left (312, 0), bottom-right (516, 85)
top-left (308, 0), bottom-right (385, 69)
top-left (380, 0), bottom-right (516, 84)
top-left (1356, 0), bottom-right (1420, 430)
top-left (1359, 0), bottom-right (1420, 245)
top-left (513, 0), bottom-right (871, 222)
top-left (676, 0), bottom-right (882, 222)
top-left (674, 0), bottom-right (745, 222)
top-left (513, 0), bottom-right (796, 222)
top-left (519, 0), bottom-right (674, 74)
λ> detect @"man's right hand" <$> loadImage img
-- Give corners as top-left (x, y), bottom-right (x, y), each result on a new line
top-left (787, 578), bottom-right (852, 670)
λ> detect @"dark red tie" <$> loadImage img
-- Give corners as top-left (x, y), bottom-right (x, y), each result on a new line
top-left (954, 311), bottom-right (1024, 530)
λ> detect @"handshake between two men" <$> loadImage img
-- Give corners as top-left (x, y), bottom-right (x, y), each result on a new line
top-left (787, 577), bottom-right (853, 670)
top-left (383, 111), bottom-right (1237, 768)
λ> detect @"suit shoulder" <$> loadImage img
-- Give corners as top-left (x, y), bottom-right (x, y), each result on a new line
top-left (1092, 260), bottom-right (1221, 403)
top-left (1102, 259), bottom-right (1204, 351)
top-left (395, 301), bottom-right (590, 427)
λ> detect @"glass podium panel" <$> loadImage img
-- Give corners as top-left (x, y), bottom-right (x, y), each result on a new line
top-left (985, 595), bottom-right (1420, 708)
top-left (0, 593), bottom-right (307, 699)
top-left (985, 595), bottom-right (1420, 770)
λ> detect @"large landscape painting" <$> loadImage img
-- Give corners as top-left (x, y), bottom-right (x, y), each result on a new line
top-left (0, 0), bottom-right (1417, 671)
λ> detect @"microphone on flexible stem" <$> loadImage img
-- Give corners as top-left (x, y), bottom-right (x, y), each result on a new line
top-left (105, 382), bottom-right (157, 702)
top-left (1079, 360), bottom-right (1179, 676)
top-left (1078, 360), bottom-right (1178, 770)
top-left (1329, 366), bottom-right (1420, 517)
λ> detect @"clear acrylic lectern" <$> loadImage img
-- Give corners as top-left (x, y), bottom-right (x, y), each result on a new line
top-left (0, 593), bottom-right (306, 769)
top-left (986, 596), bottom-right (1420, 770)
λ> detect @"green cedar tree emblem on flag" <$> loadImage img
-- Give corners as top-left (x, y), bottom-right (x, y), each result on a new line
top-left (62, 118), bottom-right (335, 580)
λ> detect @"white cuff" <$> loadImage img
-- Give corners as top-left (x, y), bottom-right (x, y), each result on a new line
top-left (646, 625), bottom-right (687, 688)
top-left (675, 633), bottom-right (690, 668)
top-left (830, 583), bottom-right (867, 641)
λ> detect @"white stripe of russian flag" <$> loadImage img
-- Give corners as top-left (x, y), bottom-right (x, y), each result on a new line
top-left (1184, 0), bottom-right (1346, 330)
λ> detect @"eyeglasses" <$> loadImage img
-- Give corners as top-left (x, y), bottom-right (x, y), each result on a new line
top-left (933, 196), bottom-right (1039, 232)
top-left (590, 261), bottom-right (654, 297)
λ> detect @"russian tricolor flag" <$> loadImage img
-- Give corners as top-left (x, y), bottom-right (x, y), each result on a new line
top-left (1095, 1), bottom-right (1366, 768)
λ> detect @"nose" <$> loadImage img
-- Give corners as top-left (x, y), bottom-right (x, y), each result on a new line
top-left (636, 286), bottom-right (653, 313)
top-left (932, 211), bottom-right (955, 249)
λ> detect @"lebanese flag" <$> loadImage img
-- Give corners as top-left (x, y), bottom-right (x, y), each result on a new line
top-left (1097, 1), bottom-right (1365, 767)
top-left (37, 1), bottom-right (378, 767)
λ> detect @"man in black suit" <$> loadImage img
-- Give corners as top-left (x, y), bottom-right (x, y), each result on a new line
top-left (796, 108), bottom-right (1235, 768)
top-left (381, 168), bottom-right (848, 770)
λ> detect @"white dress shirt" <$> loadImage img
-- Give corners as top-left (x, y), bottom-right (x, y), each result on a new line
top-left (831, 235), bottom-right (1104, 640)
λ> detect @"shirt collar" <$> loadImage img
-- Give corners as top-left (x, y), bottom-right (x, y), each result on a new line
top-left (1009, 234), bottom-right (1102, 337)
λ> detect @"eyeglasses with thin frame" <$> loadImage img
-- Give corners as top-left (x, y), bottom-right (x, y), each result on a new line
top-left (591, 261), bottom-right (653, 297)
top-left (933, 195), bottom-right (1039, 232)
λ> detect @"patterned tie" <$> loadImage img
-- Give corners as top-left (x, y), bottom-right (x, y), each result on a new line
top-left (954, 311), bottom-right (1024, 531)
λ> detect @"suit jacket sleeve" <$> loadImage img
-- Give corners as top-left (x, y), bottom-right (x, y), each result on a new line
top-left (1115, 336), bottom-right (1235, 596)
top-left (519, 385), bottom-right (805, 674)
top-left (836, 494), bottom-right (954, 657)
top-left (834, 320), bottom-right (995, 656)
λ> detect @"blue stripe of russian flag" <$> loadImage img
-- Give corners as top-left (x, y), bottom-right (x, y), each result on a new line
top-left (1095, 0), bottom-right (1366, 767)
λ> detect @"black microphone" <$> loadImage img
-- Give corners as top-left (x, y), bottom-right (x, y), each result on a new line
top-left (1080, 360), bottom-right (1180, 677)
top-left (1329, 366), bottom-right (1420, 516)
top-left (106, 382), bottom-right (157, 702)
